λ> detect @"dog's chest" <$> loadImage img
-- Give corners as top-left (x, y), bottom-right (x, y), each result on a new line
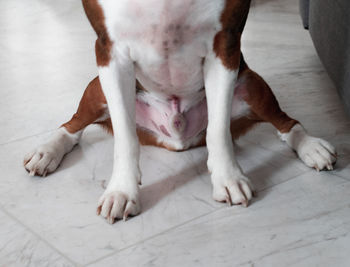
top-left (98, 0), bottom-right (228, 149)
top-left (99, 0), bottom-right (225, 93)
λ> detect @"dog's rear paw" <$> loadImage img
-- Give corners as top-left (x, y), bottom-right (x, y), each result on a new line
top-left (24, 144), bottom-right (64, 177)
top-left (97, 190), bottom-right (141, 224)
top-left (212, 175), bottom-right (255, 207)
top-left (297, 137), bottom-right (337, 171)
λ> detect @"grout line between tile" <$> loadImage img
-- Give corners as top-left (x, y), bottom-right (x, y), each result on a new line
top-left (86, 168), bottom-right (350, 266)
top-left (0, 129), bottom-right (57, 147)
top-left (0, 204), bottom-right (80, 267)
top-left (260, 169), bottom-right (350, 195)
top-left (1, 128), bottom-right (345, 266)
top-left (257, 170), bottom-right (311, 193)
top-left (84, 209), bottom-right (216, 266)
top-left (84, 169), bottom-right (312, 266)
top-left (329, 172), bottom-right (350, 183)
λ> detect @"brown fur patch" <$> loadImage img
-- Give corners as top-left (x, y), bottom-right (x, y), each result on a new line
top-left (136, 80), bottom-right (148, 93)
top-left (62, 77), bottom-right (107, 133)
top-left (230, 115), bottom-right (260, 139)
top-left (213, 0), bottom-right (251, 70)
top-left (236, 57), bottom-right (299, 133)
top-left (82, 0), bottom-right (113, 66)
top-left (136, 128), bottom-right (174, 150)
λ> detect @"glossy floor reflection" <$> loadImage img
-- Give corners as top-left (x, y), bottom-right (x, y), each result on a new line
top-left (1, 0), bottom-right (349, 266)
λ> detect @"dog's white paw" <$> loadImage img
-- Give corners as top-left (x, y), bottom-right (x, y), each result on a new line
top-left (297, 136), bottom-right (337, 171)
top-left (24, 144), bottom-right (65, 177)
top-left (24, 128), bottom-right (81, 177)
top-left (212, 174), bottom-right (255, 207)
top-left (97, 190), bottom-right (141, 224)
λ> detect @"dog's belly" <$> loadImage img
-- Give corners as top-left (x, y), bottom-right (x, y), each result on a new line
top-left (130, 23), bottom-right (210, 149)
top-left (135, 85), bottom-right (250, 151)
top-left (135, 91), bottom-right (208, 150)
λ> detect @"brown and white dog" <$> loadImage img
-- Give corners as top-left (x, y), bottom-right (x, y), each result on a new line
top-left (24, 0), bottom-right (337, 224)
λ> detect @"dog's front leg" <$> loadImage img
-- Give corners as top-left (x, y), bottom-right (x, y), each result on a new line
top-left (204, 52), bottom-right (254, 207)
top-left (96, 55), bottom-right (141, 224)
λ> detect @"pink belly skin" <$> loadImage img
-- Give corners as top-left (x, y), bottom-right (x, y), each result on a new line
top-left (135, 82), bottom-right (249, 144)
top-left (135, 95), bottom-right (208, 142)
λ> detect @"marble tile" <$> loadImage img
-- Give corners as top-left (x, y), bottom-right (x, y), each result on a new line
top-left (0, 0), bottom-right (97, 145)
top-left (243, 0), bottom-right (317, 77)
top-left (0, 209), bottom-right (74, 267)
top-left (0, 123), bottom-right (309, 265)
top-left (90, 172), bottom-right (350, 267)
top-left (242, 124), bottom-right (301, 160)
top-left (267, 70), bottom-right (350, 139)
top-left (325, 133), bottom-right (350, 181)
top-left (0, 126), bottom-right (216, 265)
top-left (235, 138), bottom-right (308, 190)
top-left (243, 1), bottom-right (350, 141)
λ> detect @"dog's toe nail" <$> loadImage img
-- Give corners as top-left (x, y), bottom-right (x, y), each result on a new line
top-left (107, 216), bottom-right (115, 224)
top-left (226, 197), bottom-right (232, 206)
top-left (96, 206), bottom-right (102, 216)
top-left (224, 187), bottom-right (233, 206)
top-left (123, 215), bottom-right (127, 222)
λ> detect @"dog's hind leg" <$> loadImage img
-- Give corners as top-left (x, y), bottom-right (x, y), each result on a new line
top-left (24, 77), bottom-right (108, 176)
top-left (237, 58), bottom-right (337, 171)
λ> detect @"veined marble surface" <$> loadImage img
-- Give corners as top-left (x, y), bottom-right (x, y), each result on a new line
top-left (0, 0), bottom-right (349, 266)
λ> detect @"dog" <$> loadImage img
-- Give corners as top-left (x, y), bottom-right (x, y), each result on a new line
top-left (24, 0), bottom-right (337, 224)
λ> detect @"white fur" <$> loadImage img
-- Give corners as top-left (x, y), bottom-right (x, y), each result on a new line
top-left (24, 127), bottom-right (82, 176)
top-left (231, 98), bottom-right (251, 119)
top-left (97, 56), bottom-right (141, 223)
top-left (94, 103), bottom-right (110, 122)
top-left (204, 53), bottom-right (254, 206)
top-left (100, 0), bottom-right (224, 101)
top-left (279, 124), bottom-right (337, 171)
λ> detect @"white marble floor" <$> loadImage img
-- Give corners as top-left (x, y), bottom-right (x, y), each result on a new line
top-left (1, 0), bottom-right (350, 266)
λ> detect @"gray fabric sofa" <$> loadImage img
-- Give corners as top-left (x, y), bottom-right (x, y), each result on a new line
top-left (300, 0), bottom-right (350, 116)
